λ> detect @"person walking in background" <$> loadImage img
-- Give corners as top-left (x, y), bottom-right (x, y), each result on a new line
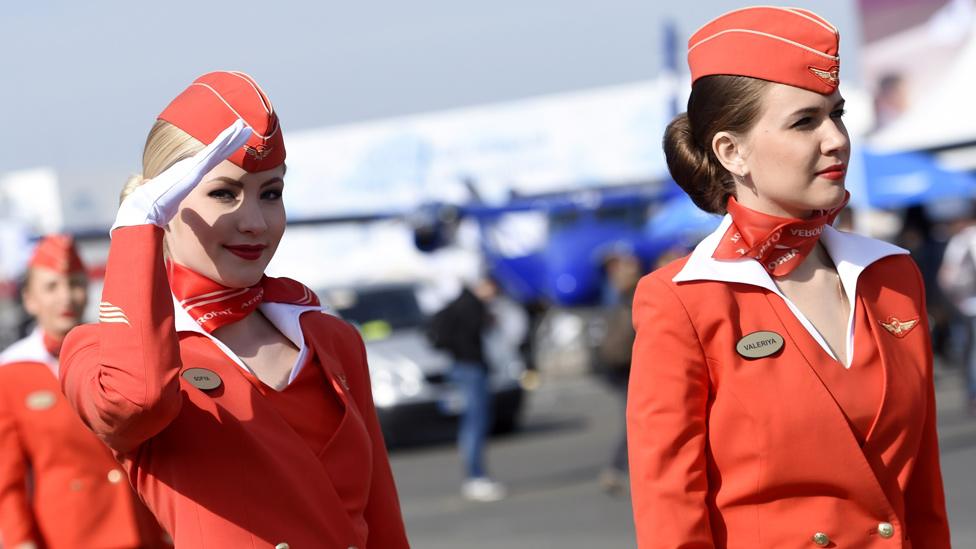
top-left (938, 214), bottom-right (976, 415)
top-left (429, 276), bottom-right (507, 502)
top-left (0, 236), bottom-right (169, 549)
top-left (595, 247), bottom-right (641, 495)
top-left (628, 6), bottom-right (950, 547)
top-left (58, 71), bottom-right (409, 548)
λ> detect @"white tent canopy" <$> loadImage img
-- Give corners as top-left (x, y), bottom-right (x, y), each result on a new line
top-left (870, 17), bottom-right (976, 154)
top-left (282, 77), bottom-right (680, 220)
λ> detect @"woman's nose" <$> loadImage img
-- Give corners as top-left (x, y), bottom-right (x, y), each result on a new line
top-left (236, 197), bottom-right (268, 234)
top-left (822, 119), bottom-right (850, 156)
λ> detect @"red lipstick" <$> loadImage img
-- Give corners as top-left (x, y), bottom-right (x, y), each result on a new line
top-left (224, 244), bottom-right (267, 261)
top-left (816, 164), bottom-right (846, 180)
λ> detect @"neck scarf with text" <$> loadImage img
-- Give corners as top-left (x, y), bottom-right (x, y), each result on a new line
top-left (712, 192), bottom-right (849, 277)
top-left (167, 261), bottom-right (319, 333)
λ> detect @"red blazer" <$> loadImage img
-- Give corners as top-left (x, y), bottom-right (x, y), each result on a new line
top-left (627, 219), bottom-right (951, 548)
top-left (60, 225), bottom-right (409, 549)
top-left (0, 332), bottom-right (168, 549)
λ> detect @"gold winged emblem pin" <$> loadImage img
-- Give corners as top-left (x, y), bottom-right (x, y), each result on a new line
top-left (244, 144), bottom-right (274, 160)
top-left (880, 316), bottom-right (919, 338)
top-left (808, 65), bottom-right (840, 85)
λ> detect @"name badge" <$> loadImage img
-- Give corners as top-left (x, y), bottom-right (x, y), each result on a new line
top-left (182, 368), bottom-right (222, 391)
top-left (736, 331), bottom-right (784, 359)
top-left (25, 390), bottom-right (57, 410)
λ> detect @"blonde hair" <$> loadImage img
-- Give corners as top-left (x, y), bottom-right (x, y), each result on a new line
top-left (119, 120), bottom-right (205, 204)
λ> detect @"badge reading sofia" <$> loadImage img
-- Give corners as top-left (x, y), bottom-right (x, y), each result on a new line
top-left (181, 368), bottom-right (222, 391)
top-left (736, 331), bottom-right (785, 359)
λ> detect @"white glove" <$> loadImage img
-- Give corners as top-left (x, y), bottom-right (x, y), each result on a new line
top-left (112, 119), bottom-right (253, 233)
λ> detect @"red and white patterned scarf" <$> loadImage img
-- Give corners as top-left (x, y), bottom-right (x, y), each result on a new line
top-left (167, 261), bottom-right (319, 333)
top-left (712, 192), bottom-right (849, 277)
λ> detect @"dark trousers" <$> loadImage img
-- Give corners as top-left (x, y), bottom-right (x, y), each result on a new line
top-left (451, 361), bottom-right (493, 479)
top-left (604, 369), bottom-right (629, 472)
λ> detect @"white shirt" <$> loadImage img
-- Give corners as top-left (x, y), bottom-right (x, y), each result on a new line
top-left (673, 215), bottom-right (908, 367)
top-left (172, 296), bottom-right (327, 386)
top-left (938, 225), bottom-right (976, 316)
top-left (0, 328), bottom-right (59, 375)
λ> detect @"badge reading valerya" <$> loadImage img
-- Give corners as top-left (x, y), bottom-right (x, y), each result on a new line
top-left (181, 368), bottom-right (222, 391)
top-left (736, 331), bottom-right (785, 359)
top-left (25, 390), bottom-right (57, 410)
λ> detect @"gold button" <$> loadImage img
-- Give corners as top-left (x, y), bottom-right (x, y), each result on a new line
top-left (107, 469), bottom-right (123, 484)
top-left (274, 544), bottom-right (289, 549)
top-left (878, 522), bottom-right (894, 539)
top-left (812, 532), bottom-right (830, 547)
top-left (69, 479), bottom-right (83, 492)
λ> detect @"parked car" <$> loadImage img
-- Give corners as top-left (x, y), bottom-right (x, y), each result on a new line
top-left (323, 283), bottom-right (525, 447)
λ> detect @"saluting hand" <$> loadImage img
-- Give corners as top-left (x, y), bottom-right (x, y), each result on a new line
top-left (112, 119), bottom-right (252, 233)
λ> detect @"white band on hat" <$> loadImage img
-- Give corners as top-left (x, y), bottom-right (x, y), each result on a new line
top-left (689, 28), bottom-right (840, 61)
top-left (690, 5), bottom-right (838, 37)
top-left (187, 82), bottom-right (280, 140)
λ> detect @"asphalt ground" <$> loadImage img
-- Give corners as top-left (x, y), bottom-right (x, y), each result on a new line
top-left (390, 367), bottom-right (976, 548)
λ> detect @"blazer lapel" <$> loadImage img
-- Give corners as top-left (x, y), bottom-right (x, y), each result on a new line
top-left (855, 273), bottom-right (928, 522)
top-left (760, 292), bottom-right (900, 523)
top-left (173, 338), bottom-right (363, 547)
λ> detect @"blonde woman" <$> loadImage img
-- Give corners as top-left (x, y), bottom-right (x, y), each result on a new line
top-left (61, 71), bottom-right (409, 549)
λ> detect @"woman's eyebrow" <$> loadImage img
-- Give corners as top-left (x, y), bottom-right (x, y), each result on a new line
top-left (789, 105), bottom-right (823, 117)
top-left (204, 176), bottom-right (243, 188)
top-left (789, 99), bottom-right (845, 118)
top-left (202, 176), bottom-right (284, 187)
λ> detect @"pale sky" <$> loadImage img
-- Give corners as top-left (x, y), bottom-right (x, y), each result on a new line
top-left (0, 0), bottom-right (860, 217)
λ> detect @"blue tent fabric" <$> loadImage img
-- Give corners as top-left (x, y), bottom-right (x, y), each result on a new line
top-left (857, 148), bottom-right (976, 209)
top-left (645, 194), bottom-right (722, 248)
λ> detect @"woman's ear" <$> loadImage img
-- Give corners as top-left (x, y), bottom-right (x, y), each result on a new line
top-left (712, 131), bottom-right (749, 178)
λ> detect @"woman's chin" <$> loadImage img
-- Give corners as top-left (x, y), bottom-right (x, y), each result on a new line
top-left (219, 274), bottom-right (264, 289)
top-left (807, 186), bottom-right (847, 211)
top-left (207, 257), bottom-right (269, 288)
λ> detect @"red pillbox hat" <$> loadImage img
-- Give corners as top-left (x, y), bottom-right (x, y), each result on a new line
top-left (29, 235), bottom-right (85, 275)
top-left (158, 71), bottom-right (285, 172)
top-left (688, 6), bottom-right (840, 94)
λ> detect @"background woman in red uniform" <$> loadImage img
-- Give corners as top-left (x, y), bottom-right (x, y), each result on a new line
top-left (0, 236), bottom-right (169, 549)
top-left (627, 6), bottom-right (951, 548)
top-left (59, 71), bottom-right (409, 548)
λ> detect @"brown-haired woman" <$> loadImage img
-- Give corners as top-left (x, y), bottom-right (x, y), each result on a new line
top-left (627, 7), bottom-right (951, 548)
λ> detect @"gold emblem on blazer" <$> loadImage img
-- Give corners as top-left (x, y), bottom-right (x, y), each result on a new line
top-left (736, 331), bottom-right (785, 359)
top-left (25, 390), bottom-right (57, 410)
top-left (336, 372), bottom-right (350, 391)
top-left (879, 316), bottom-right (919, 338)
top-left (181, 368), bottom-right (222, 391)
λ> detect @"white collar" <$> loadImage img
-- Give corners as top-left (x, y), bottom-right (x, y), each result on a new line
top-left (173, 296), bottom-right (326, 385)
top-left (673, 215), bottom-right (908, 289)
top-left (0, 328), bottom-right (59, 375)
top-left (673, 214), bottom-right (908, 367)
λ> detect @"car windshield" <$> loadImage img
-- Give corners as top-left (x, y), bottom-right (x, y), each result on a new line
top-left (334, 287), bottom-right (426, 330)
